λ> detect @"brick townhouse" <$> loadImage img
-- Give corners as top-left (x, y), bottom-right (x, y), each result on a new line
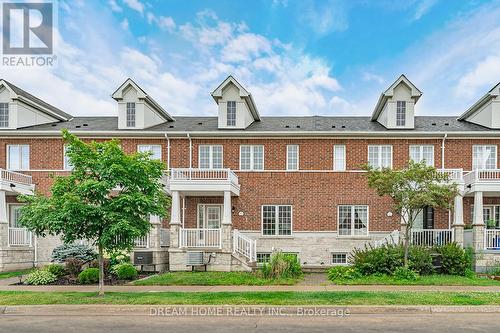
top-left (0, 74), bottom-right (499, 272)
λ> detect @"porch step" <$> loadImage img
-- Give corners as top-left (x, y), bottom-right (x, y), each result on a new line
top-left (231, 252), bottom-right (257, 272)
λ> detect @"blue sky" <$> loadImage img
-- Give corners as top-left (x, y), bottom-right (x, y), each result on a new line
top-left (4, 0), bottom-right (500, 117)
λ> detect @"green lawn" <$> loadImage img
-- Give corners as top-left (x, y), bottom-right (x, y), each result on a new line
top-left (0, 269), bottom-right (33, 280)
top-left (330, 274), bottom-right (500, 286)
top-left (134, 271), bottom-right (301, 286)
top-left (0, 291), bottom-right (499, 306)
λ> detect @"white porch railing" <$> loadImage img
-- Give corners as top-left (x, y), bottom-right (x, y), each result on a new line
top-left (134, 235), bottom-right (149, 248)
top-left (233, 230), bottom-right (257, 262)
top-left (374, 230), bottom-right (400, 248)
top-left (485, 229), bottom-right (500, 250)
top-left (8, 227), bottom-right (32, 246)
top-left (464, 169), bottom-right (500, 184)
top-left (411, 229), bottom-right (453, 247)
top-left (170, 168), bottom-right (238, 182)
top-left (160, 228), bottom-right (170, 247)
top-left (0, 169), bottom-right (32, 185)
top-left (179, 228), bottom-right (221, 248)
top-left (438, 168), bottom-right (463, 182)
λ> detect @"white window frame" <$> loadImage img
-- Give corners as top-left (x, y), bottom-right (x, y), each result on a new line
top-left (396, 101), bottom-right (406, 126)
top-left (7, 144), bottom-right (30, 170)
top-left (227, 101), bottom-right (236, 126)
top-left (409, 145), bottom-right (434, 167)
top-left (472, 145), bottom-right (497, 170)
top-left (368, 145), bottom-right (392, 169)
top-left (337, 205), bottom-right (369, 237)
top-left (197, 204), bottom-right (222, 229)
top-left (198, 145), bottom-right (223, 169)
top-left (0, 102), bottom-right (9, 128)
top-left (261, 205), bottom-right (293, 236)
top-left (126, 102), bottom-right (136, 127)
top-left (333, 145), bottom-right (346, 171)
top-left (63, 145), bottom-right (73, 171)
top-left (239, 145), bottom-right (264, 171)
top-left (286, 145), bottom-right (299, 171)
top-left (8, 204), bottom-right (24, 228)
top-left (137, 144), bottom-right (162, 161)
top-left (331, 252), bottom-right (348, 265)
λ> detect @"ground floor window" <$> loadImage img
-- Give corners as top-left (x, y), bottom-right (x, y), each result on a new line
top-left (262, 205), bottom-right (292, 236)
top-left (471, 205), bottom-right (500, 228)
top-left (256, 253), bottom-right (271, 264)
top-left (332, 253), bottom-right (348, 265)
top-left (9, 205), bottom-right (23, 227)
top-left (338, 205), bottom-right (368, 236)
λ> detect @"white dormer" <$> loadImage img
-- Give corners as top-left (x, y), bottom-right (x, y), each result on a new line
top-left (371, 74), bottom-right (422, 129)
top-left (211, 76), bottom-right (260, 129)
top-left (458, 82), bottom-right (500, 129)
top-left (112, 78), bottom-right (174, 130)
top-left (0, 79), bottom-right (71, 129)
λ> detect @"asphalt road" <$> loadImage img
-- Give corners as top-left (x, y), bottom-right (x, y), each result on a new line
top-left (0, 313), bottom-right (499, 333)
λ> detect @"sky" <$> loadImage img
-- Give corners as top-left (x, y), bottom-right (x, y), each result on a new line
top-left (3, 0), bottom-right (500, 118)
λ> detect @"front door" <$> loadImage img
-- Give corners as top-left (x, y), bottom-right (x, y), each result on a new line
top-left (197, 204), bottom-right (221, 229)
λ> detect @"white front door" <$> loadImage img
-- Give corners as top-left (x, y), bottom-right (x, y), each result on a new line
top-left (197, 204), bottom-right (221, 229)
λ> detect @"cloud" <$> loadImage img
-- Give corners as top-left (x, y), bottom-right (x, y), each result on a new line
top-left (412, 0), bottom-right (438, 21)
top-left (108, 0), bottom-right (122, 12)
top-left (362, 72), bottom-right (385, 84)
top-left (299, 0), bottom-right (350, 35)
top-left (120, 18), bottom-right (129, 31)
top-left (122, 0), bottom-right (144, 14)
top-left (456, 56), bottom-right (500, 98)
top-left (158, 16), bottom-right (176, 30)
top-left (221, 33), bottom-right (273, 63)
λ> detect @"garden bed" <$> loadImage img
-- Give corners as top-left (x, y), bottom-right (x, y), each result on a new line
top-left (329, 274), bottom-right (500, 286)
top-left (13, 272), bottom-right (155, 286)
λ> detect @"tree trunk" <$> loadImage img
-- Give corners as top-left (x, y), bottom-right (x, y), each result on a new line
top-left (98, 244), bottom-right (104, 296)
top-left (403, 226), bottom-right (410, 267)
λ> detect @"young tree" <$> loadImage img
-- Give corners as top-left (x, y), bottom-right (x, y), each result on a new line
top-left (364, 161), bottom-right (458, 267)
top-left (18, 130), bottom-right (169, 295)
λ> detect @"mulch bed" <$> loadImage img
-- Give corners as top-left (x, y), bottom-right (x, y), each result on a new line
top-left (12, 272), bottom-right (155, 286)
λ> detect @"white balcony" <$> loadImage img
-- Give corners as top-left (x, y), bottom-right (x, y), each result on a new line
top-left (464, 169), bottom-right (500, 192)
top-left (179, 228), bottom-right (221, 248)
top-left (8, 227), bottom-right (32, 246)
top-left (166, 168), bottom-right (240, 196)
top-left (438, 168), bottom-right (464, 183)
top-left (485, 229), bottom-right (500, 250)
top-left (0, 169), bottom-right (34, 195)
top-left (411, 229), bottom-right (453, 247)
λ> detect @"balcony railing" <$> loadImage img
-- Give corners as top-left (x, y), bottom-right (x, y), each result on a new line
top-left (464, 169), bottom-right (500, 185)
top-left (134, 235), bottom-right (149, 248)
top-left (438, 168), bottom-right (463, 182)
top-left (411, 229), bottom-right (453, 247)
top-left (1, 169), bottom-right (32, 185)
top-left (170, 168), bottom-right (238, 183)
top-left (485, 229), bottom-right (500, 250)
top-left (8, 227), bottom-right (32, 246)
top-left (179, 228), bottom-right (221, 248)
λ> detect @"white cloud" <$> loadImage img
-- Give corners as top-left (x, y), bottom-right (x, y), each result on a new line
top-left (108, 0), bottom-right (122, 12)
top-left (158, 16), bottom-right (176, 30)
top-left (299, 0), bottom-right (349, 35)
top-left (221, 33), bottom-right (273, 63)
top-left (412, 0), bottom-right (438, 21)
top-left (362, 72), bottom-right (385, 84)
top-left (120, 18), bottom-right (129, 31)
top-left (122, 0), bottom-right (144, 14)
top-left (456, 56), bottom-right (500, 98)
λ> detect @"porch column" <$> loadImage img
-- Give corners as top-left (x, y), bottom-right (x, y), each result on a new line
top-left (472, 191), bottom-right (485, 252)
top-left (222, 191), bottom-right (232, 225)
top-left (452, 194), bottom-right (464, 247)
top-left (221, 191), bottom-right (232, 252)
top-left (0, 191), bottom-right (7, 248)
top-left (169, 191), bottom-right (181, 248)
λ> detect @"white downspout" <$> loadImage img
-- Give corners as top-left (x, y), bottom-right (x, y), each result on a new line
top-left (187, 133), bottom-right (192, 169)
top-left (164, 133), bottom-right (170, 170)
top-left (34, 235), bottom-right (38, 268)
top-left (441, 133), bottom-right (447, 170)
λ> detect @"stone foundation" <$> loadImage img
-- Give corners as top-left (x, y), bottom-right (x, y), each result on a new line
top-left (473, 251), bottom-right (500, 273)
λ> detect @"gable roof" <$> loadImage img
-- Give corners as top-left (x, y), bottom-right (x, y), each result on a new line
top-left (211, 75), bottom-right (261, 121)
top-left (458, 82), bottom-right (500, 121)
top-left (371, 74), bottom-right (422, 121)
top-left (112, 78), bottom-right (174, 121)
top-left (0, 79), bottom-right (72, 121)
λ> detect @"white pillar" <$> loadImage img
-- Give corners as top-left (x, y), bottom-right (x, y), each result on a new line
top-left (473, 191), bottom-right (484, 226)
top-left (170, 191), bottom-right (181, 225)
top-left (0, 191), bottom-right (7, 224)
top-left (222, 191), bottom-right (232, 225)
top-left (453, 194), bottom-right (464, 226)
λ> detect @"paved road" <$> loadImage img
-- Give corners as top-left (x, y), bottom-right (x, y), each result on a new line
top-left (0, 313), bottom-right (499, 333)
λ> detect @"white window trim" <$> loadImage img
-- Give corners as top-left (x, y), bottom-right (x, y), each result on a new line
top-left (6, 144), bottom-right (30, 171)
top-left (227, 101), bottom-right (236, 126)
top-left (472, 145), bottom-right (497, 170)
top-left (198, 145), bottom-right (223, 169)
top-left (261, 205), bottom-right (293, 237)
top-left (126, 102), bottom-right (136, 128)
top-left (8, 203), bottom-right (25, 228)
top-left (63, 145), bottom-right (73, 171)
top-left (409, 145), bottom-right (434, 166)
top-left (331, 252), bottom-right (349, 266)
top-left (396, 101), bottom-right (406, 126)
top-left (137, 144), bottom-right (162, 161)
top-left (196, 204), bottom-right (222, 229)
top-left (368, 145), bottom-right (393, 169)
top-left (0, 102), bottom-right (9, 128)
top-left (286, 145), bottom-right (299, 171)
top-left (333, 145), bottom-right (346, 171)
top-left (239, 145), bottom-right (264, 171)
top-left (337, 205), bottom-right (370, 237)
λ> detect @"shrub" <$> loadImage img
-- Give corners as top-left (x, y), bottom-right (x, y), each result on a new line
top-left (106, 250), bottom-right (131, 266)
top-left (409, 246), bottom-right (434, 275)
top-left (78, 268), bottom-right (99, 284)
top-left (51, 243), bottom-right (97, 263)
top-left (393, 266), bottom-right (418, 281)
top-left (351, 244), bottom-right (403, 275)
top-left (436, 242), bottom-right (469, 276)
top-left (260, 251), bottom-right (302, 279)
top-left (114, 263), bottom-right (138, 280)
top-left (65, 258), bottom-right (84, 277)
top-left (88, 258), bottom-right (111, 275)
top-left (44, 264), bottom-right (66, 278)
top-left (24, 270), bottom-right (57, 285)
top-left (328, 266), bottom-right (361, 281)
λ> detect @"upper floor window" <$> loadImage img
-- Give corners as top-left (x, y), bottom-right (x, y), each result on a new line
top-left (199, 145), bottom-right (223, 169)
top-left (473, 145), bottom-right (497, 170)
top-left (262, 205), bottom-right (292, 236)
top-left (63, 145), bottom-right (73, 170)
top-left (7, 144), bottom-right (29, 170)
top-left (338, 205), bottom-right (368, 236)
top-left (227, 101), bottom-right (236, 126)
top-left (126, 102), bottom-right (136, 127)
top-left (286, 145), bottom-right (299, 171)
top-left (368, 145), bottom-right (392, 169)
top-left (138, 144), bottom-right (162, 160)
top-left (240, 145), bottom-right (264, 171)
top-left (409, 145), bottom-right (434, 166)
top-left (396, 101), bottom-right (406, 126)
top-left (0, 103), bottom-right (9, 127)
top-left (333, 145), bottom-right (346, 171)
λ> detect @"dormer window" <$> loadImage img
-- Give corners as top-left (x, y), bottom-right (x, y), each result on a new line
top-left (396, 101), bottom-right (406, 126)
top-left (227, 101), bottom-right (236, 126)
top-left (126, 102), bottom-right (136, 127)
top-left (0, 103), bottom-right (9, 127)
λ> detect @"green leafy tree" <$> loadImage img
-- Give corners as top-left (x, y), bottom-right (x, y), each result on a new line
top-left (18, 130), bottom-right (169, 295)
top-left (364, 161), bottom-right (458, 267)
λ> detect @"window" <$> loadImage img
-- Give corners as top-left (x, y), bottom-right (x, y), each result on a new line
top-left (256, 253), bottom-right (271, 264)
top-left (197, 204), bottom-right (222, 229)
top-left (227, 101), bottom-right (236, 126)
top-left (396, 101), bottom-right (406, 126)
top-left (333, 145), bottom-right (346, 171)
top-left (286, 145), bottom-right (299, 171)
top-left (409, 145), bottom-right (434, 166)
top-left (7, 145), bottom-right (29, 170)
top-left (0, 103), bottom-right (9, 127)
top-left (473, 145), bottom-right (497, 170)
top-left (262, 205), bottom-right (292, 236)
top-left (138, 144), bottom-right (162, 160)
top-left (63, 145), bottom-right (73, 170)
top-left (332, 253), bottom-right (348, 265)
top-left (198, 145), bottom-right (223, 169)
top-left (126, 102), bottom-right (136, 127)
top-left (338, 205), bottom-right (368, 236)
top-left (368, 145), bottom-right (392, 169)
top-left (240, 145), bottom-right (264, 170)
top-left (9, 205), bottom-right (23, 228)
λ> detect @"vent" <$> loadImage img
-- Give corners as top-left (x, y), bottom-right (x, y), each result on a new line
top-left (444, 123), bottom-right (449, 126)
top-left (169, 125), bottom-right (174, 128)
top-left (432, 123), bottom-right (436, 126)
top-left (75, 125), bottom-right (81, 128)
top-left (296, 125), bottom-right (300, 128)
top-left (51, 124), bottom-right (57, 127)
top-left (285, 125), bottom-right (290, 128)
top-left (83, 123), bottom-right (88, 127)
top-left (341, 125), bottom-right (346, 128)
top-left (197, 122), bottom-right (203, 125)
top-left (332, 125), bottom-right (336, 128)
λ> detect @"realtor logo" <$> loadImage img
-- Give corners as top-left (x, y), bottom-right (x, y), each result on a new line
top-left (1, 1), bottom-right (57, 66)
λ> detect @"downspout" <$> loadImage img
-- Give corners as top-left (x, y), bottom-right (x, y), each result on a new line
top-left (33, 235), bottom-right (38, 268)
top-left (441, 133), bottom-right (447, 170)
top-left (187, 133), bottom-right (192, 169)
top-left (164, 133), bottom-right (170, 170)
